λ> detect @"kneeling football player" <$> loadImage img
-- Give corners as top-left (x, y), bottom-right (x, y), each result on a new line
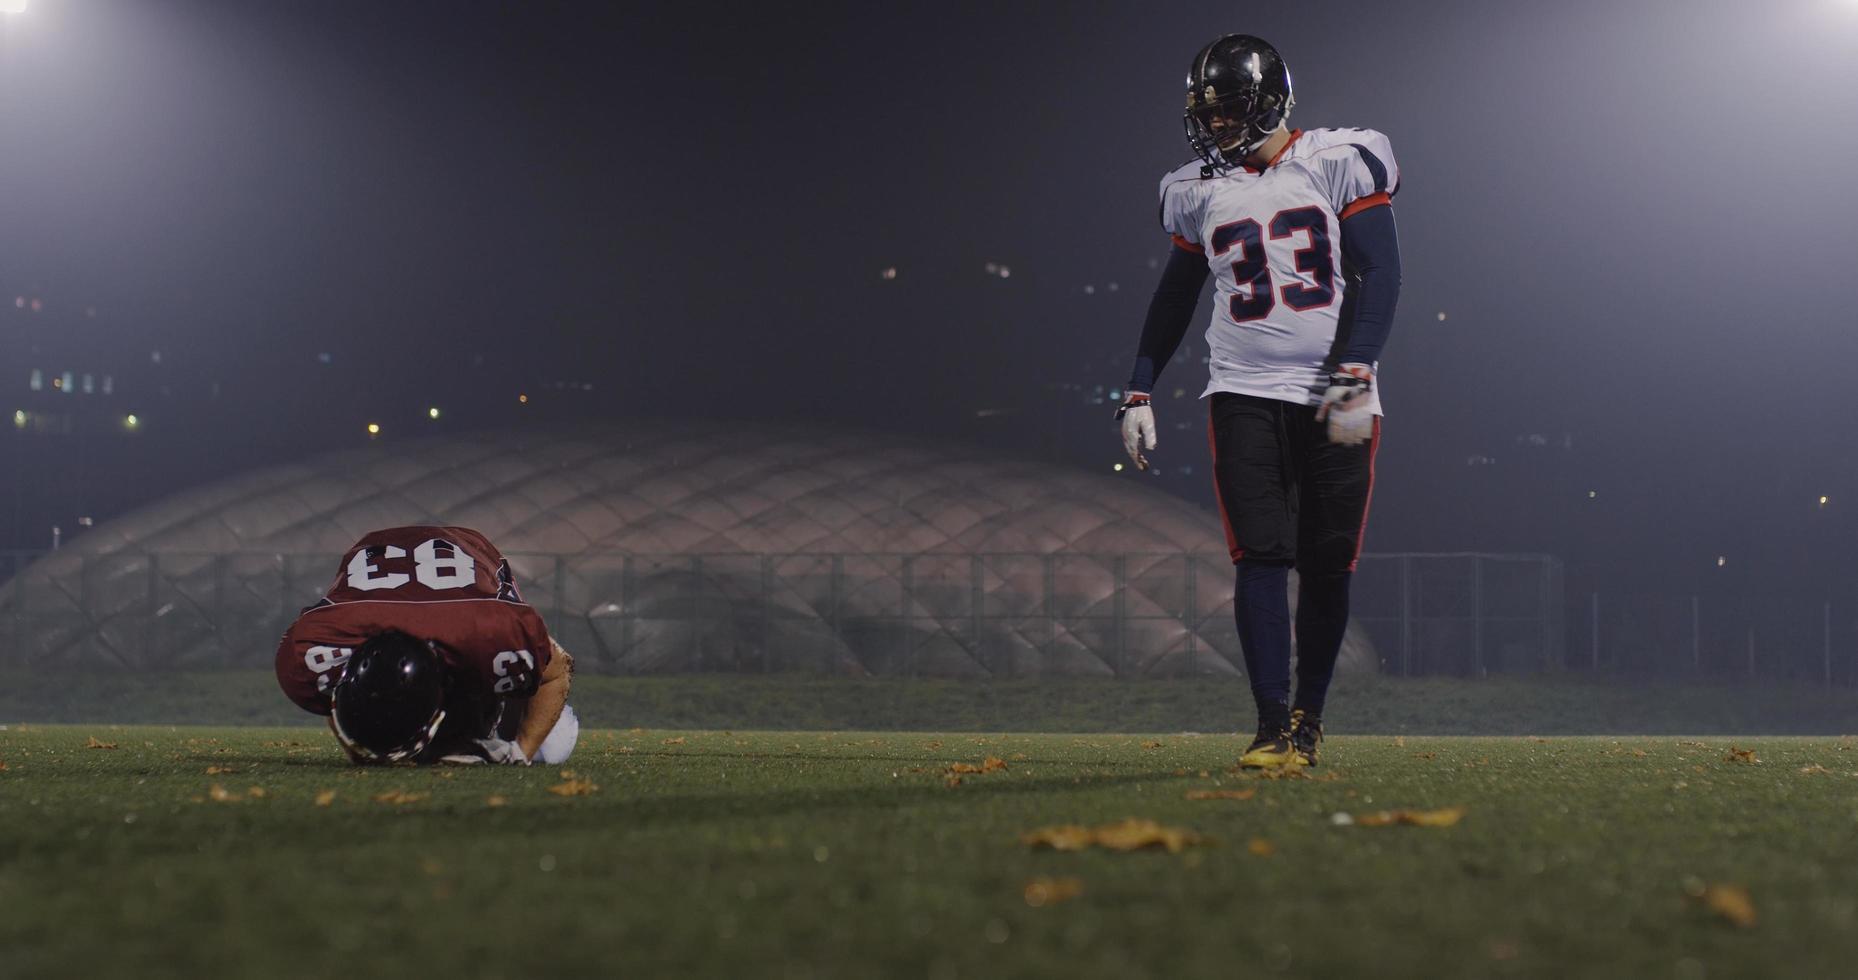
top-left (274, 525), bottom-right (579, 765)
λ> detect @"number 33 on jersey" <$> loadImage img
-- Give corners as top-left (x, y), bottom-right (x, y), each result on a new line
top-left (1160, 127), bottom-right (1399, 413)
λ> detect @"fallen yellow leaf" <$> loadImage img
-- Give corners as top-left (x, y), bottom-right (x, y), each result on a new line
top-left (1019, 824), bottom-right (1094, 851)
top-left (85, 737), bottom-right (118, 750)
top-left (486, 794), bottom-right (509, 807)
top-left (1799, 764), bottom-right (1832, 775)
top-left (1247, 837), bottom-right (1276, 857)
top-left (314, 789), bottom-right (337, 807)
top-left (372, 790), bottom-right (430, 805)
top-left (245, 786), bottom-right (268, 799)
top-left (1725, 747), bottom-right (1758, 764)
top-left (548, 778), bottom-right (599, 797)
top-left (1141, 740), bottom-right (1163, 750)
top-left (1350, 806), bottom-right (1466, 828)
top-left (1184, 788), bottom-right (1256, 801)
top-left (662, 737), bottom-right (687, 746)
top-left (205, 765), bottom-right (239, 775)
top-left (207, 783), bottom-right (237, 803)
top-left (1023, 876), bottom-right (1085, 907)
top-left (1700, 883), bottom-right (1757, 927)
top-left (1023, 819), bottom-right (1202, 854)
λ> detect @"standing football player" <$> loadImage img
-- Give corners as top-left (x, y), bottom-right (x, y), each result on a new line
top-left (275, 525), bottom-right (580, 766)
top-left (1118, 35), bottom-right (1402, 768)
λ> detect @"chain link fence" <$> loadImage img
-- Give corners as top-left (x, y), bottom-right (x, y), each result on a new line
top-left (0, 550), bottom-right (1564, 677)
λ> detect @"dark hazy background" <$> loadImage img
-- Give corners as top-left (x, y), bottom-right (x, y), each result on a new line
top-left (4, 0), bottom-right (1856, 602)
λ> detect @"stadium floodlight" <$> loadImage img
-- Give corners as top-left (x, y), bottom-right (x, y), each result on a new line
top-left (0, 1), bottom-right (27, 15)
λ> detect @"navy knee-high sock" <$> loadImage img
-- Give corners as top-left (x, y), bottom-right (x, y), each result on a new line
top-left (1293, 569), bottom-right (1352, 717)
top-left (1234, 559), bottom-right (1293, 729)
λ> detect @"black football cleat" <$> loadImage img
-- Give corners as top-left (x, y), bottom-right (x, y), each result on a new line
top-left (1289, 709), bottom-right (1323, 767)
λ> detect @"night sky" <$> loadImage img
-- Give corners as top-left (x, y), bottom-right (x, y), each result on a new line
top-left (3, 0), bottom-right (1856, 599)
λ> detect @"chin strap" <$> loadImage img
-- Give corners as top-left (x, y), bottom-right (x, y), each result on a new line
top-left (332, 706), bottom-right (447, 764)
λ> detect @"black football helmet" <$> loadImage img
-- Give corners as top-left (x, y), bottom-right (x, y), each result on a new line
top-left (1183, 34), bottom-right (1295, 172)
top-left (329, 631), bottom-right (447, 763)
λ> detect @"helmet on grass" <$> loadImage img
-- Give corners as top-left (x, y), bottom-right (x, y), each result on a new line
top-left (329, 631), bottom-right (447, 763)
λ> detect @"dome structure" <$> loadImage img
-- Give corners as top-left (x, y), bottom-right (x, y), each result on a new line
top-left (0, 423), bottom-right (1376, 677)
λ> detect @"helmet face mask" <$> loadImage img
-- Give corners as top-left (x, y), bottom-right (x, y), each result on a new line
top-left (1183, 35), bottom-right (1295, 172)
top-left (330, 631), bottom-right (448, 763)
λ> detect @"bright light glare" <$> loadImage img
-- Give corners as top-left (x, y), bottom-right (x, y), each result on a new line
top-left (428, 407), bottom-right (441, 420)
top-left (366, 423), bottom-right (381, 436)
top-left (0, 1), bottom-right (28, 15)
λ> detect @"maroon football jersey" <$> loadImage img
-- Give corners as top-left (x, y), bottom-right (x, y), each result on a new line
top-left (275, 525), bottom-right (554, 715)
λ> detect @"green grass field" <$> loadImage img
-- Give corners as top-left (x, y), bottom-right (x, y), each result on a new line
top-left (4, 726), bottom-right (1856, 979)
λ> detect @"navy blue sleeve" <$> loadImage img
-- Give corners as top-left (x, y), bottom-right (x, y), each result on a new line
top-left (1337, 204), bottom-right (1402, 366)
top-left (1125, 244), bottom-right (1210, 394)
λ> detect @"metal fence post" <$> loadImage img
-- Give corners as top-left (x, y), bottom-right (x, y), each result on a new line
top-left (1183, 554), bottom-right (1197, 672)
top-left (620, 555), bottom-right (633, 672)
top-left (1691, 595), bottom-right (1700, 671)
top-left (1401, 555), bottom-right (1413, 676)
top-left (901, 555), bottom-right (915, 677)
top-left (690, 555), bottom-right (703, 667)
top-left (1472, 556), bottom-right (1485, 677)
top-left (146, 552), bottom-right (161, 668)
top-left (969, 555), bottom-right (984, 674)
top-left (760, 554), bottom-right (773, 673)
top-left (1537, 557), bottom-right (1550, 673)
top-left (1042, 554), bottom-right (1056, 665)
top-left (830, 554), bottom-right (843, 639)
top-left (1112, 555), bottom-right (1127, 678)
top-left (1825, 601), bottom-right (1833, 688)
top-left (1590, 591), bottom-right (1600, 671)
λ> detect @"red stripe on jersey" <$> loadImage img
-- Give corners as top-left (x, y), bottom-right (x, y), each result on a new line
top-left (1170, 234), bottom-right (1205, 254)
top-left (1207, 411), bottom-right (1243, 563)
top-left (1244, 129), bottom-right (1305, 174)
top-left (1347, 417), bottom-right (1383, 572)
top-left (1339, 191), bottom-right (1392, 221)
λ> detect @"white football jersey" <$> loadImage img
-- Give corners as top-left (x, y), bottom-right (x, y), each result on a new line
top-left (1159, 127), bottom-right (1399, 414)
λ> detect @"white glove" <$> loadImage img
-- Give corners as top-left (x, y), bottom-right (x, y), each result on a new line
top-left (472, 736), bottom-right (529, 766)
top-left (1116, 393), bottom-right (1156, 470)
top-left (1314, 364), bottom-right (1376, 446)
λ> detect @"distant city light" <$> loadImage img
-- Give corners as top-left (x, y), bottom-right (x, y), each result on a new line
top-left (1587, 490), bottom-right (1596, 499)
top-left (428, 407), bottom-right (441, 420)
top-left (11, 410), bottom-right (23, 429)
top-left (123, 414), bottom-right (139, 430)
top-left (316, 352), bottom-right (333, 365)
top-left (1083, 285), bottom-right (1096, 295)
top-left (1113, 463), bottom-right (1124, 472)
top-left (518, 393), bottom-right (529, 404)
top-left (1437, 312), bottom-right (1448, 321)
top-left (880, 267), bottom-right (898, 280)
top-left (77, 516), bottom-right (93, 527)
top-left (366, 423), bottom-right (380, 436)
top-left (1819, 495), bottom-right (1830, 507)
top-left (1716, 556), bottom-right (1727, 568)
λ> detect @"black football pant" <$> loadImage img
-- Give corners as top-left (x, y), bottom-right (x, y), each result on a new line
top-left (1207, 392), bottom-right (1380, 726)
